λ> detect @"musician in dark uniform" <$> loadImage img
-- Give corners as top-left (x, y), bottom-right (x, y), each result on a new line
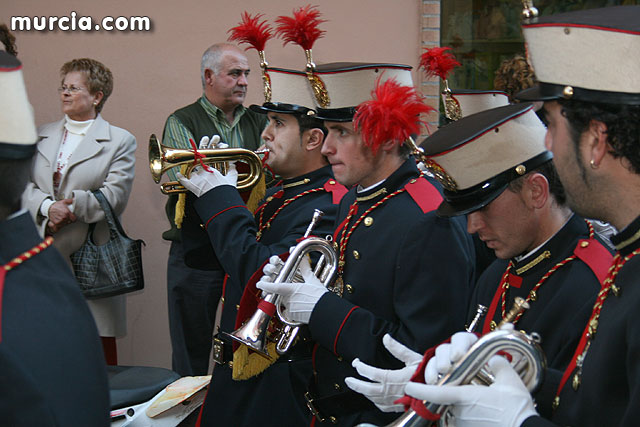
top-left (258, 64), bottom-right (476, 426)
top-left (344, 103), bottom-right (613, 420)
top-left (0, 50), bottom-right (109, 425)
top-left (398, 5), bottom-right (640, 427)
top-left (178, 67), bottom-right (347, 426)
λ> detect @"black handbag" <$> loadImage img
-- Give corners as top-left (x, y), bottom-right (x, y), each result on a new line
top-left (71, 189), bottom-right (145, 299)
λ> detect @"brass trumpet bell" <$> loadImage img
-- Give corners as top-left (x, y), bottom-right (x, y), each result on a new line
top-left (148, 134), bottom-right (264, 194)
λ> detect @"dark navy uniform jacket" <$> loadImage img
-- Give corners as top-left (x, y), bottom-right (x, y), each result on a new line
top-left (308, 158), bottom-right (476, 426)
top-left (193, 165), bottom-right (346, 427)
top-left (468, 215), bottom-right (612, 418)
top-left (0, 212), bottom-right (110, 426)
top-left (523, 215), bottom-right (640, 427)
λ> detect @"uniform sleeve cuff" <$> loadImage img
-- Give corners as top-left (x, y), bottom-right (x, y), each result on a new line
top-left (194, 185), bottom-right (247, 223)
top-left (309, 292), bottom-right (359, 356)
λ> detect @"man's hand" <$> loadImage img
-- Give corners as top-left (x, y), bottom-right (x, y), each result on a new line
top-left (261, 255), bottom-right (284, 283)
top-left (198, 134), bottom-right (222, 149)
top-left (425, 331), bottom-right (478, 384)
top-left (258, 255), bottom-right (284, 298)
top-left (176, 162), bottom-right (238, 197)
top-left (345, 334), bottom-right (422, 412)
top-left (404, 356), bottom-right (538, 427)
top-left (256, 255), bottom-right (327, 324)
top-left (46, 199), bottom-right (76, 234)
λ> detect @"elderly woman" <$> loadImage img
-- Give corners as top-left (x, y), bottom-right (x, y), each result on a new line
top-left (22, 58), bottom-right (136, 364)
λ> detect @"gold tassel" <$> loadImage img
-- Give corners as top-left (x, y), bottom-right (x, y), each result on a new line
top-left (173, 166), bottom-right (189, 228)
top-left (246, 174), bottom-right (266, 214)
top-left (232, 342), bottom-right (278, 380)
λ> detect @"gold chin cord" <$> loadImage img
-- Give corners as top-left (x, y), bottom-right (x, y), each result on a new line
top-left (407, 137), bottom-right (428, 165)
top-left (148, 134), bottom-right (265, 194)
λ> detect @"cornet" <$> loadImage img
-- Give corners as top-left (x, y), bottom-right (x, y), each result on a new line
top-left (375, 298), bottom-right (545, 427)
top-left (380, 327), bottom-right (546, 427)
top-left (148, 134), bottom-right (265, 194)
top-left (225, 210), bottom-right (337, 358)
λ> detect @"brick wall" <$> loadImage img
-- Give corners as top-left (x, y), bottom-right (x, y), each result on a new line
top-left (420, 0), bottom-right (441, 133)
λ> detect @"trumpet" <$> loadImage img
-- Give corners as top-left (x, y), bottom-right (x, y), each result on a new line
top-left (225, 209), bottom-right (338, 358)
top-left (148, 134), bottom-right (265, 194)
top-left (379, 298), bottom-right (545, 427)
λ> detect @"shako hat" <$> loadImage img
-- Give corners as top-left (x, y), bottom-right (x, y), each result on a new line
top-left (269, 5), bottom-right (414, 121)
top-left (227, 11), bottom-right (316, 115)
top-left (0, 51), bottom-right (37, 159)
top-left (518, 6), bottom-right (640, 104)
top-left (447, 89), bottom-right (509, 118)
top-left (420, 103), bottom-right (550, 217)
top-left (249, 67), bottom-right (317, 116)
top-left (313, 62), bottom-right (413, 121)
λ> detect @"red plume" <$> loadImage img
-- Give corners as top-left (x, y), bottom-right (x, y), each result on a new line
top-left (419, 47), bottom-right (460, 80)
top-left (354, 78), bottom-right (435, 155)
top-left (227, 12), bottom-right (273, 52)
top-left (274, 5), bottom-right (326, 50)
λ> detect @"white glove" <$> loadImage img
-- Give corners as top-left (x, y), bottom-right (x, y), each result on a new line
top-left (258, 255), bottom-right (284, 297)
top-left (256, 255), bottom-right (327, 324)
top-left (344, 334), bottom-right (422, 412)
top-left (197, 134), bottom-right (227, 149)
top-left (404, 356), bottom-right (538, 427)
top-left (176, 162), bottom-right (238, 197)
top-left (261, 255), bottom-right (284, 282)
top-left (198, 135), bottom-right (214, 149)
top-left (425, 332), bottom-right (478, 385)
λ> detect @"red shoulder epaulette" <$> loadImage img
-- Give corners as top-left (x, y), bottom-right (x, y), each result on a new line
top-left (324, 178), bottom-right (348, 205)
top-left (404, 176), bottom-right (443, 214)
top-left (573, 238), bottom-right (613, 284)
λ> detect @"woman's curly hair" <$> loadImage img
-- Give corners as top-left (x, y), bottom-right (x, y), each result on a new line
top-left (494, 54), bottom-right (536, 101)
top-left (60, 58), bottom-right (113, 113)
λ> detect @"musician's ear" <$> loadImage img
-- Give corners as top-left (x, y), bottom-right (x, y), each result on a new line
top-left (305, 128), bottom-right (324, 151)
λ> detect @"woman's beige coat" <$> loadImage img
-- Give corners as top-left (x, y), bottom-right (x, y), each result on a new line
top-left (22, 114), bottom-right (136, 336)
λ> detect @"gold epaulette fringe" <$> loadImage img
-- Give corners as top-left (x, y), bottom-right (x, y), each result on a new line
top-left (232, 341), bottom-right (278, 380)
top-left (246, 174), bottom-right (266, 214)
top-left (173, 165), bottom-right (189, 228)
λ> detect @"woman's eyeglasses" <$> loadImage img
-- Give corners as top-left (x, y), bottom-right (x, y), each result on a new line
top-left (57, 85), bottom-right (86, 94)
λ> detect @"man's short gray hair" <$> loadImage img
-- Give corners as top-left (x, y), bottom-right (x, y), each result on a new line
top-left (200, 43), bottom-right (237, 88)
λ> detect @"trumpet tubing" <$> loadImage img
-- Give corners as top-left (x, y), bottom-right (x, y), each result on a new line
top-left (148, 134), bottom-right (264, 194)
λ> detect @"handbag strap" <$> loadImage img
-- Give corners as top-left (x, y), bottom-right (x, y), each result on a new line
top-left (91, 189), bottom-right (129, 240)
